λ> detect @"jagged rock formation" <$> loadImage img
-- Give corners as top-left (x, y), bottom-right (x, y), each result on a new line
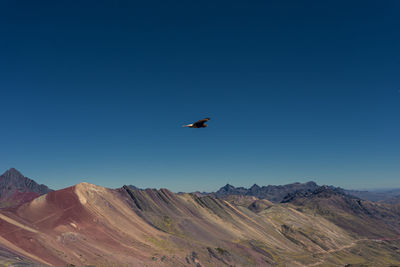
top-left (214, 181), bottom-right (320, 202)
top-left (213, 182), bottom-right (400, 204)
top-left (281, 185), bottom-right (354, 203)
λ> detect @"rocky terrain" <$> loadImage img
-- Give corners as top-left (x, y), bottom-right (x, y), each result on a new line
top-left (0, 169), bottom-right (399, 266)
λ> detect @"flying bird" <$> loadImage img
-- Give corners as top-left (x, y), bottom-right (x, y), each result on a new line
top-left (182, 118), bottom-right (210, 128)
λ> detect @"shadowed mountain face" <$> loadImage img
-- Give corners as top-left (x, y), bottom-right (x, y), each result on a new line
top-left (0, 180), bottom-right (399, 266)
top-left (214, 181), bottom-right (320, 202)
top-left (0, 168), bottom-right (52, 208)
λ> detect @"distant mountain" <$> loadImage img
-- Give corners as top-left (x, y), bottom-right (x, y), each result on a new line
top-left (212, 182), bottom-right (400, 205)
top-left (344, 188), bottom-right (400, 202)
top-left (0, 168), bottom-right (52, 207)
top-left (281, 185), bottom-right (354, 203)
top-left (213, 181), bottom-right (320, 202)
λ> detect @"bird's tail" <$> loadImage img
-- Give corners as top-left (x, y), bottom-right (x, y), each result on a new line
top-left (182, 124), bottom-right (193, 127)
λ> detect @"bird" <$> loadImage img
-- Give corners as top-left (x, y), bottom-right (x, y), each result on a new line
top-left (182, 118), bottom-right (210, 128)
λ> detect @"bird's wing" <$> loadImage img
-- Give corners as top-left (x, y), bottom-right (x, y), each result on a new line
top-left (196, 118), bottom-right (210, 123)
top-left (193, 118), bottom-right (210, 127)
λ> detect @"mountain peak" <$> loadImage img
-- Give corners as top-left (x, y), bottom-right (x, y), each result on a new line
top-left (223, 184), bottom-right (235, 190)
top-left (250, 184), bottom-right (260, 189)
top-left (2, 168), bottom-right (24, 179)
top-left (0, 168), bottom-right (52, 207)
top-left (305, 181), bottom-right (317, 186)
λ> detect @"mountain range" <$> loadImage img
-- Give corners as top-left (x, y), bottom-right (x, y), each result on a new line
top-left (0, 168), bottom-right (399, 266)
top-left (210, 182), bottom-right (400, 205)
top-left (211, 181), bottom-right (320, 202)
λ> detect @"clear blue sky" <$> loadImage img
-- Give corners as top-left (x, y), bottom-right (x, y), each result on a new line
top-left (0, 1), bottom-right (399, 192)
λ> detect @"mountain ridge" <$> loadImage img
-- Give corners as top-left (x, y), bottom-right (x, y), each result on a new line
top-left (211, 182), bottom-right (400, 204)
top-left (212, 181), bottom-right (320, 202)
